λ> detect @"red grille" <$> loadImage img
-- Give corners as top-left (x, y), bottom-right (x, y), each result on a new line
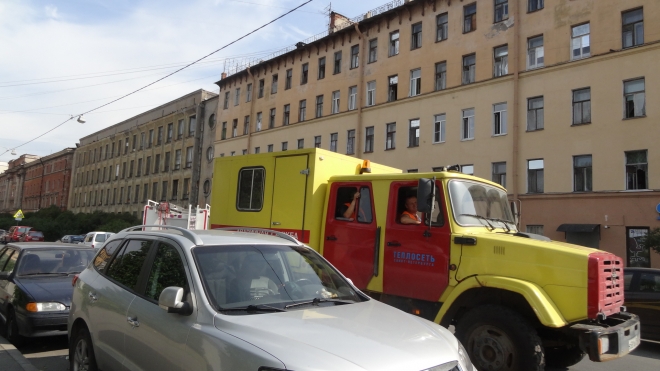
top-left (588, 252), bottom-right (624, 319)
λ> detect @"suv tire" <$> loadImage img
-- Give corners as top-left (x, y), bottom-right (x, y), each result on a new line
top-left (455, 304), bottom-right (545, 371)
top-left (70, 326), bottom-right (98, 371)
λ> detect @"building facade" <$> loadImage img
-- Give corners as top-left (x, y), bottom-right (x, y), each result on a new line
top-left (22, 148), bottom-right (75, 212)
top-left (68, 89), bottom-right (218, 219)
top-left (213, 0), bottom-right (660, 268)
top-left (0, 154), bottom-right (39, 213)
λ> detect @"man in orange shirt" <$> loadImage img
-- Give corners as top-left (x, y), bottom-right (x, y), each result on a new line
top-left (400, 196), bottom-right (421, 224)
top-left (341, 191), bottom-right (361, 219)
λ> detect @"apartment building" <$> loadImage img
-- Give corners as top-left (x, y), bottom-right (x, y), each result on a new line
top-left (22, 148), bottom-right (75, 212)
top-left (0, 154), bottom-right (40, 213)
top-left (213, 0), bottom-right (659, 267)
top-left (68, 89), bottom-right (218, 218)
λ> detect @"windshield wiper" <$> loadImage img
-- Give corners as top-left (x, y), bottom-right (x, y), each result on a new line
top-left (459, 214), bottom-right (495, 231)
top-left (284, 297), bottom-right (355, 309)
top-left (220, 304), bottom-right (286, 313)
top-left (19, 272), bottom-right (70, 276)
top-left (490, 218), bottom-right (516, 233)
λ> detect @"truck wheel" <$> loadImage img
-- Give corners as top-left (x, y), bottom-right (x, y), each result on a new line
top-left (70, 326), bottom-right (98, 371)
top-left (545, 345), bottom-right (584, 368)
top-left (455, 304), bottom-right (544, 371)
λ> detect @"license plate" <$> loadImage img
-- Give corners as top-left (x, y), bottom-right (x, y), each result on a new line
top-left (629, 335), bottom-right (640, 351)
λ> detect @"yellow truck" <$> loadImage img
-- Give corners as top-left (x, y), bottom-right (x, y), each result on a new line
top-left (210, 148), bottom-right (640, 371)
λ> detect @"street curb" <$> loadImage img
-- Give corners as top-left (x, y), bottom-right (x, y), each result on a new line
top-left (0, 335), bottom-right (39, 371)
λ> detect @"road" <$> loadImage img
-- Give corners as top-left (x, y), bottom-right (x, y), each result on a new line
top-left (15, 336), bottom-right (660, 371)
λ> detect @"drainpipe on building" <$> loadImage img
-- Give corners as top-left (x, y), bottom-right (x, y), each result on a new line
top-left (191, 100), bottom-right (205, 207)
top-left (354, 23), bottom-right (366, 158)
top-left (37, 158), bottom-right (45, 211)
top-left (511, 0), bottom-right (521, 222)
top-left (246, 67), bottom-right (256, 154)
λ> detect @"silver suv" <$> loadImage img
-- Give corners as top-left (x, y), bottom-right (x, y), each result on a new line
top-left (68, 226), bottom-right (473, 371)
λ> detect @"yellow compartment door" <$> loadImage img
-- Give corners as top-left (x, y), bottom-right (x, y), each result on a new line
top-left (270, 155), bottom-right (310, 242)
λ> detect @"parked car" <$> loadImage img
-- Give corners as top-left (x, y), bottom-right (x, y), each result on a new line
top-left (0, 243), bottom-right (96, 346)
top-left (60, 235), bottom-right (85, 244)
top-left (69, 226), bottom-right (473, 371)
top-left (19, 231), bottom-right (45, 242)
top-left (1, 226), bottom-right (32, 244)
top-left (624, 267), bottom-right (660, 341)
top-left (79, 231), bottom-right (113, 249)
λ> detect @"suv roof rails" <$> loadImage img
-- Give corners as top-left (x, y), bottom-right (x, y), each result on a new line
top-left (120, 225), bottom-right (204, 246)
top-left (212, 227), bottom-right (303, 246)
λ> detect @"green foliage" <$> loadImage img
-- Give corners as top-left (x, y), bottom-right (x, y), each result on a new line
top-left (0, 205), bottom-right (140, 242)
top-left (641, 227), bottom-right (660, 255)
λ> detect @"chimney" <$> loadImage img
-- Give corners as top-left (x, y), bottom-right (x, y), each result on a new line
top-left (329, 11), bottom-right (352, 34)
top-left (221, 72), bottom-right (227, 80)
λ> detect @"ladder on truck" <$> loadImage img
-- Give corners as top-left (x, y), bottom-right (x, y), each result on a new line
top-left (142, 200), bottom-right (211, 230)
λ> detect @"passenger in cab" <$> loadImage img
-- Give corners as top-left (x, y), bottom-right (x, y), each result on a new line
top-left (400, 196), bottom-right (421, 225)
top-left (340, 190), bottom-right (361, 219)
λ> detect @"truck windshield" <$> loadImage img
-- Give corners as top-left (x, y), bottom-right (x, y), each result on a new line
top-left (194, 244), bottom-right (364, 313)
top-left (448, 179), bottom-right (515, 228)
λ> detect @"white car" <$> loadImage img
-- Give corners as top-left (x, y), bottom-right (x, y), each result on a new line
top-left (68, 226), bottom-right (473, 371)
top-left (79, 231), bottom-right (113, 249)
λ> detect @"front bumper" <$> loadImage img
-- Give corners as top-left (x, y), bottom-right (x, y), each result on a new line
top-left (570, 312), bottom-right (640, 362)
top-left (17, 311), bottom-right (69, 337)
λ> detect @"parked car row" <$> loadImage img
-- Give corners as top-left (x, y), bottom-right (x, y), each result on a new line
top-left (0, 226), bottom-right (36, 244)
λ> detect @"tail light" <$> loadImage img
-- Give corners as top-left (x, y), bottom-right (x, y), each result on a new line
top-left (588, 252), bottom-right (623, 319)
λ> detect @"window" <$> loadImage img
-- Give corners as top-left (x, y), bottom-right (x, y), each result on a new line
top-left (492, 162), bottom-right (506, 187)
top-left (237, 167), bottom-right (264, 211)
top-left (385, 123), bottom-right (396, 150)
top-left (188, 116), bottom-right (196, 137)
top-left (350, 45), bottom-right (359, 69)
top-left (223, 91), bottom-right (230, 109)
top-left (297, 139), bottom-right (304, 149)
top-left (134, 185), bottom-right (140, 203)
top-left (527, 36), bottom-right (544, 69)
top-left (574, 155), bottom-right (592, 192)
top-left (430, 63), bottom-right (446, 93)
top-left (301, 63), bottom-right (308, 84)
top-left (330, 91), bottom-right (340, 114)
top-left (281, 142), bottom-right (288, 151)
top-left (386, 75), bottom-right (398, 102)
top-left (145, 243), bottom-right (188, 301)
top-left (330, 133), bottom-right (338, 152)
top-left (271, 74), bottom-right (278, 94)
top-left (625, 150), bottom-right (647, 190)
top-left (528, 159), bottom-right (544, 193)
top-left (526, 225), bottom-right (544, 235)
top-left (572, 23), bottom-right (590, 60)
top-left (166, 123), bottom-right (173, 143)
top-left (318, 57), bottom-right (326, 79)
top-left (283, 105), bottom-right (290, 125)
top-left (464, 3), bottom-right (477, 33)
top-left (623, 8), bottom-right (644, 48)
top-left (105, 240), bottom-right (153, 290)
top-left (312, 136), bottom-right (321, 148)
top-left (368, 39), bottom-right (378, 63)
top-left (494, 45), bottom-right (508, 77)
top-left (493, 103), bottom-right (507, 135)
top-left (527, 96), bottom-right (544, 131)
top-left (244, 115), bottom-right (250, 134)
top-left (148, 130), bottom-right (154, 148)
top-left (411, 22), bottom-right (422, 49)
top-left (460, 165), bottom-right (474, 175)
top-left (316, 95), bottom-right (324, 118)
top-left (267, 144), bottom-right (273, 153)
top-left (157, 126), bottom-right (163, 145)
top-left (573, 88), bottom-right (591, 125)
top-left (495, 0), bottom-right (509, 22)
top-left (347, 130), bottom-right (355, 155)
top-left (145, 157), bottom-right (151, 175)
top-left (299, 100), bottom-right (307, 122)
top-left (142, 183), bottom-right (148, 202)
top-left (624, 78), bottom-right (645, 118)
top-left (528, 0), bottom-right (543, 12)
top-left (409, 69), bottom-right (421, 97)
top-left (221, 122), bottom-right (227, 139)
top-left (174, 150), bottom-right (181, 170)
top-left (408, 119), bottom-right (420, 147)
top-left (246, 83), bottom-right (252, 102)
top-left (281, 69), bottom-right (293, 91)
top-left (182, 178), bottom-right (190, 199)
top-left (185, 146), bottom-right (193, 168)
top-left (366, 81), bottom-right (376, 106)
top-left (164, 152), bottom-right (171, 171)
top-left (433, 114), bottom-right (446, 143)
top-left (137, 158), bottom-right (142, 177)
top-left (154, 154), bottom-right (160, 174)
top-left (348, 86), bottom-right (357, 110)
top-left (256, 112), bottom-right (262, 131)
top-left (365, 126), bottom-right (374, 152)
top-left (234, 88), bottom-right (241, 105)
top-left (258, 79), bottom-right (265, 98)
top-left (389, 31), bottom-right (400, 56)
top-left (462, 54), bottom-right (476, 84)
top-left (254, 147), bottom-right (260, 154)
top-left (161, 181), bottom-right (168, 201)
top-left (177, 119), bottom-right (184, 139)
top-left (269, 108), bottom-right (276, 128)
top-left (232, 119), bottom-right (238, 137)
top-left (462, 108), bottom-right (475, 140)
top-left (436, 13), bottom-right (448, 41)
top-left (334, 51), bottom-right (342, 74)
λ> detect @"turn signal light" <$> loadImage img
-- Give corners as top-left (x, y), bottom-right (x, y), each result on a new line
top-left (26, 303), bottom-right (38, 312)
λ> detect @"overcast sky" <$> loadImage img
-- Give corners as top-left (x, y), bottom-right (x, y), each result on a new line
top-left (0, 0), bottom-right (389, 163)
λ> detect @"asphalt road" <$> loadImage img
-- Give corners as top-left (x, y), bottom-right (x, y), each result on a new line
top-left (15, 336), bottom-right (660, 371)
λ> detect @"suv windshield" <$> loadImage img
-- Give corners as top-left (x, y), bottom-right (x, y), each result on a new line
top-left (194, 244), bottom-right (364, 312)
top-left (448, 179), bottom-right (515, 227)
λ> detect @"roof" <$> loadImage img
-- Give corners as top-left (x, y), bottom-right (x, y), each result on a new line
top-left (6, 242), bottom-right (96, 250)
top-left (117, 227), bottom-right (302, 248)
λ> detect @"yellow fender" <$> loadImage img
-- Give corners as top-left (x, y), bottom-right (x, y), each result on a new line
top-left (435, 276), bottom-right (568, 328)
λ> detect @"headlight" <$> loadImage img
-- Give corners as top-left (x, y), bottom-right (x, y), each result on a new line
top-left (457, 340), bottom-right (474, 371)
top-left (26, 302), bottom-right (66, 312)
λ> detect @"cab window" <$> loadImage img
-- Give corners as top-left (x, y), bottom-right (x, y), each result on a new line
top-left (145, 243), bottom-right (188, 302)
top-left (396, 185), bottom-right (443, 226)
top-left (334, 186), bottom-right (373, 223)
top-left (237, 167), bottom-right (265, 211)
top-left (105, 239), bottom-right (153, 291)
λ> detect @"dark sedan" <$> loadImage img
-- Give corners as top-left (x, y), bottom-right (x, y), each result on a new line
top-left (624, 267), bottom-right (660, 341)
top-left (0, 243), bottom-right (96, 346)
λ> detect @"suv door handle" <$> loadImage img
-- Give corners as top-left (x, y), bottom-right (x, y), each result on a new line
top-left (326, 235), bottom-right (337, 241)
top-left (88, 292), bottom-right (98, 302)
top-left (387, 241), bottom-right (401, 247)
top-left (127, 317), bottom-right (140, 328)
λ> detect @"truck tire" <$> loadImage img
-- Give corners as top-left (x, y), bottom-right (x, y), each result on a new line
top-left (544, 345), bottom-right (585, 368)
top-left (455, 304), bottom-right (544, 371)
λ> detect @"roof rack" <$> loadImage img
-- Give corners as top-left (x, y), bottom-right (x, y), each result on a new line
top-left (212, 227), bottom-right (303, 246)
top-left (120, 225), bottom-right (204, 246)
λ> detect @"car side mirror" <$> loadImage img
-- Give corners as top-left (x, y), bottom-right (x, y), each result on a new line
top-left (417, 178), bottom-right (435, 213)
top-left (158, 286), bottom-right (192, 315)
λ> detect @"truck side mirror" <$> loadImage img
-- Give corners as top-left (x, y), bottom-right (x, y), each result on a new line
top-left (510, 201), bottom-right (520, 226)
top-left (417, 178), bottom-right (435, 213)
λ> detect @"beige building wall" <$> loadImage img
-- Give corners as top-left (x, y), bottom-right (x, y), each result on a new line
top-left (213, 0), bottom-right (659, 267)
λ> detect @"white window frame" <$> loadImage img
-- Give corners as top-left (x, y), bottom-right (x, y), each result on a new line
top-left (527, 36), bottom-right (544, 69)
top-left (571, 23), bottom-right (590, 60)
top-left (409, 68), bottom-right (421, 97)
top-left (366, 81), bottom-right (376, 106)
top-left (348, 86), bottom-right (357, 110)
top-left (461, 108), bottom-right (475, 140)
top-left (331, 90), bottom-right (340, 114)
top-left (433, 114), bottom-right (446, 143)
top-left (493, 103), bottom-right (507, 136)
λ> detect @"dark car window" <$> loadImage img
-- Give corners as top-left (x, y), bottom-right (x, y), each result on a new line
top-left (105, 240), bottom-right (153, 291)
top-left (3, 250), bottom-right (19, 274)
top-left (145, 243), bottom-right (188, 301)
top-left (0, 248), bottom-right (12, 271)
top-left (93, 239), bottom-right (124, 272)
top-left (639, 273), bottom-right (660, 292)
top-left (624, 272), bottom-right (634, 290)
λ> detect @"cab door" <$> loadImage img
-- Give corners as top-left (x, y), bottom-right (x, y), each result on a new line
top-left (382, 180), bottom-right (450, 301)
top-left (270, 155), bottom-right (309, 242)
top-left (323, 182), bottom-right (377, 289)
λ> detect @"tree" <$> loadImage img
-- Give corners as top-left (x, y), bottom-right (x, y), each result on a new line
top-left (641, 227), bottom-right (660, 255)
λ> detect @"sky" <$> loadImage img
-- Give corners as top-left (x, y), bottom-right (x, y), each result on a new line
top-left (0, 0), bottom-right (390, 163)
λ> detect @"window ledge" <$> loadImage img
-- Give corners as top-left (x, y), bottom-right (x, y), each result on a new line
top-left (363, 150), bottom-right (374, 154)
top-left (435, 38), bottom-right (447, 44)
top-left (623, 116), bottom-right (646, 121)
top-left (492, 133), bottom-right (507, 137)
top-left (527, 8), bottom-right (544, 14)
top-left (526, 128), bottom-right (544, 132)
top-left (571, 122), bottom-right (592, 127)
top-left (432, 141), bottom-right (445, 145)
top-left (384, 148), bottom-right (396, 151)
top-left (460, 138), bottom-right (475, 142)
top-left (407, 145), bottom-right (420, 148)
top-left (463, 30), bottom-right (476, 34)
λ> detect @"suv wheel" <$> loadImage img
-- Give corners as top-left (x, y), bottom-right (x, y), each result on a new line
top-left (70, 326), bottom-right (98, 371)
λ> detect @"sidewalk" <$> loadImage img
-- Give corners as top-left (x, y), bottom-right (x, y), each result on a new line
top-left (0, 335), bottom-right (38, 371)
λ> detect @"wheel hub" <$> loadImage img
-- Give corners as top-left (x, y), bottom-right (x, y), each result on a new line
top-left (468, 325), bottom-right (515, 371)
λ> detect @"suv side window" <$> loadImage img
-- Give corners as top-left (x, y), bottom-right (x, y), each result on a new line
top-left (105, 239), bottom-right (153, 291)
top-left (144, 242), bottom-right (188, 301)
top-left (93, 239), bottom-right (124, 272)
